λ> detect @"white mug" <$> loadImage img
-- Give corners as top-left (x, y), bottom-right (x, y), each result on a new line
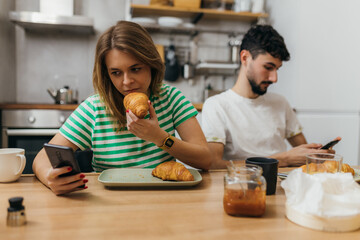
top-left (234, 0), bottom-right (252, 12)
top-left (0, 148), bottom-right (26, 182)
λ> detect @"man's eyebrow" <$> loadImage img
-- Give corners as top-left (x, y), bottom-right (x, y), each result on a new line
top-left (266, 62), bottom-right (282, 69)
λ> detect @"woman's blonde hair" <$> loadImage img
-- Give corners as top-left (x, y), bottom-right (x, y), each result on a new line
top-left (93, 20), bottom-right (165, 129)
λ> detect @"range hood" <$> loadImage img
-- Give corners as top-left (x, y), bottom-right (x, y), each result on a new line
top-left (9, 11), bottom-right (94, 34)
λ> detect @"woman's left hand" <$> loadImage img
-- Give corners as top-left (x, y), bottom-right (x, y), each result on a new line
top-left (126, 101), bottom-right (167, 145)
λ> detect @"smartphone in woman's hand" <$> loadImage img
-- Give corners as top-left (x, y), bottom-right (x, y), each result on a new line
top-left (43, 143), bottom-right (82, 177)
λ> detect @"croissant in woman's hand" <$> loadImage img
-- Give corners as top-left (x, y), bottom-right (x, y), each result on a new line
top-left (123, 92), bottom-right (149, 118)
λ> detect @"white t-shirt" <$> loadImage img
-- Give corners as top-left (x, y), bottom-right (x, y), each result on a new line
top-left (201, 89), bottom-right (302, 160)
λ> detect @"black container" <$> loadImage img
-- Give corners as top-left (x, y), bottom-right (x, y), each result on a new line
top-left (246, 157), bottom-right (279, 195)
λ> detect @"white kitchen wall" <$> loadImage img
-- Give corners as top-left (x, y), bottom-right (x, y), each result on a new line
top-left (0, 0), bottom-right (16, 103)
top-left (267, 0), bottom-right (360, 164)
top-left (14, 0), bottom-right (128, 104)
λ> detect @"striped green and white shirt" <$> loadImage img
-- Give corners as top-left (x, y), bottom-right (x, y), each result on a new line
top-left (59, 84), bottom-right (197, 172)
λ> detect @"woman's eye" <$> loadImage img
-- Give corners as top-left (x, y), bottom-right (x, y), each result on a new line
top-left (132, 67), bottom-right (141, 72)
top-left (111, 71), bottom-right (121, 76)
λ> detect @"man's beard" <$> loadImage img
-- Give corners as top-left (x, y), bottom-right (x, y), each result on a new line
top-left (248, 77), bottom-right (272, 95)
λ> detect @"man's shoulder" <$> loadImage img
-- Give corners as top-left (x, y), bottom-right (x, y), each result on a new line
top-left (204, 90), bottom-right (232, 104)
top-left (265, 92), bottom-right (288, 103)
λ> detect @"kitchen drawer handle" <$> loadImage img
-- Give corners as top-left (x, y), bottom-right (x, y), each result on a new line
top-left (5, 129), bottom-right (59, 136)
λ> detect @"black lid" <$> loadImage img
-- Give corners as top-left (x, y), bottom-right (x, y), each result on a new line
top-left (8, 197), bottom-right (25, 212)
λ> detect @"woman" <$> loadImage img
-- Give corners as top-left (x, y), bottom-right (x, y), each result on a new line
top-left (33, 21), bottom-right (211, 195)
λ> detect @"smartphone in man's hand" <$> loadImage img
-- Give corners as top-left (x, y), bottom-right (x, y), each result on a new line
top-left (43, 143), bottom-right (82, 177)
top-left (320, 137), bottom-right (342, 150)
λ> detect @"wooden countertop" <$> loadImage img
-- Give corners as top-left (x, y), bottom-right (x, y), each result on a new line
top-left (0, 103), bottom-right (203, 111)
top-left (1, 170), bottom-right (358, 239)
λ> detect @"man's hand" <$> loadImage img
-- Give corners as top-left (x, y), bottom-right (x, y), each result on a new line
top-left (273, 143), bottom-right (335, 167)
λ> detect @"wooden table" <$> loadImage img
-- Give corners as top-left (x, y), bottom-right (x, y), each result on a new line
top-left (0, 170), bottom-right (359, 239)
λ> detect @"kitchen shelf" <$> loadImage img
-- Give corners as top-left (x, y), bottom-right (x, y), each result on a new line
top-left (195, 61), bottom-right (239, 76)
top-left (131, 4), bottom-right (268, 23)
top-left (196, 61), bottom-right (239, 70)
top-left (139, 23), bottom-right (245, 35)
top-left (9, 11), bottom-right (94, 34)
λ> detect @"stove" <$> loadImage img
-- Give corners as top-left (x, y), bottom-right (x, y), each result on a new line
top-left (1, 109), bottom-right (72, 173)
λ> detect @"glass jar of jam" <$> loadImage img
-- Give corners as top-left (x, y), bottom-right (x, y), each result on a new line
top-left (223, 163), bottom-right (266, 217)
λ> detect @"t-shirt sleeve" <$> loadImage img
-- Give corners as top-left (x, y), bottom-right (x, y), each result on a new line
top-left (284, 100), bottom-right (303, 139)
top-left (201, 97), bottom-right (226, 145)
top-left (167, 86), bottom-right (198, 128)
top-left (59, 97), bottom-right (96, 150)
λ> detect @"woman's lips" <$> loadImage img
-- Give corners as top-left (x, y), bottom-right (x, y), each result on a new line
top-left (126, 89), bottom-right (139, 93)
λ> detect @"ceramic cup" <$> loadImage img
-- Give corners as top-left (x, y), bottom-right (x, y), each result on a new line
top-left (0, 148), bottom-right (26, 182)
top-left (245, 157), bottom-right (279, 195)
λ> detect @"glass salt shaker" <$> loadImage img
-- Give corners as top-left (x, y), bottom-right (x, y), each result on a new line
top-left (7, 197), bottom-right (26, 226)
top-left (223, 162), bottom-right (266, 216)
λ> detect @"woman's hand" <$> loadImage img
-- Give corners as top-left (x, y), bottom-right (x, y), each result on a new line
top-left (126, 101), bottom-right (167, 145)
top-left (45, 167), bottom-right (88, 195)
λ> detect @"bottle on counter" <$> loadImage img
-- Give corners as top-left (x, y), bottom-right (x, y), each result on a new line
top-left (7, 197), bottom-right (26, 226)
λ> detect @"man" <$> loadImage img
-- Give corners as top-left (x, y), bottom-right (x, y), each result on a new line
top-left (201, 25), bottom-right (332, 168)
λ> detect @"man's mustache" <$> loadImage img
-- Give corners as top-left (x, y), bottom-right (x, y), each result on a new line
top-left (261, 81), bottom-right (273, 85)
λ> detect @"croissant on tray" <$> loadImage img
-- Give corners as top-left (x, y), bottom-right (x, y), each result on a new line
top-left (123, 92), bottom-right (149, 119)
top-left (300, 162), bottom-right (355, 176)
top-left (152, 161), bottom-right (194, 181)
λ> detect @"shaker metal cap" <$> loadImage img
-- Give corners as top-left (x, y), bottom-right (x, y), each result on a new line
top-left (8, 197), bottom-right (25, 212)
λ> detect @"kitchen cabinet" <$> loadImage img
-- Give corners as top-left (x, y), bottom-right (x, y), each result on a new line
top-left (9, 11), bottom-right (94, 34)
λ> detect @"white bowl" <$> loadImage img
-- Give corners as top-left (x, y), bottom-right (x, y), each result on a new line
top-left (132, 17), bottom-right (156, 24)
top-left (158, 16), bottom-right (183, 27)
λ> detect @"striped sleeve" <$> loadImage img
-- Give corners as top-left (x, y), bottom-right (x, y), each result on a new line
top-left (59, 96), bottom-right (96, 150)
top-left (164, 85), bottom-right (198, 128)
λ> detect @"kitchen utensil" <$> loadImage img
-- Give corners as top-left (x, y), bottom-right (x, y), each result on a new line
top-left (181, 50), bottom-right (194, 80)
top-left (47, 85), bottom-right (78, 104)
top-left (228, 38), bottom-right (241, 63)
top-left (164, 44), bottom-right (180, 82)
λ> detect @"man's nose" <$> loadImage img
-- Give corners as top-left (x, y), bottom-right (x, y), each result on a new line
top-left (269, 70), bottom-right (278, 83)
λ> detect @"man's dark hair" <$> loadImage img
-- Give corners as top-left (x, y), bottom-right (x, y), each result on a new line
top-left (240, 25), bottom-right (290, 61)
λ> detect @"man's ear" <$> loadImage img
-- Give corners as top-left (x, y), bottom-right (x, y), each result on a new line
top-left (240, 50), bottom-right (251, 66)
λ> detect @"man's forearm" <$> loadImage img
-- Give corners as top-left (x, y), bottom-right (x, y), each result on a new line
top-left (268, 151), bottom-right (290, 167)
